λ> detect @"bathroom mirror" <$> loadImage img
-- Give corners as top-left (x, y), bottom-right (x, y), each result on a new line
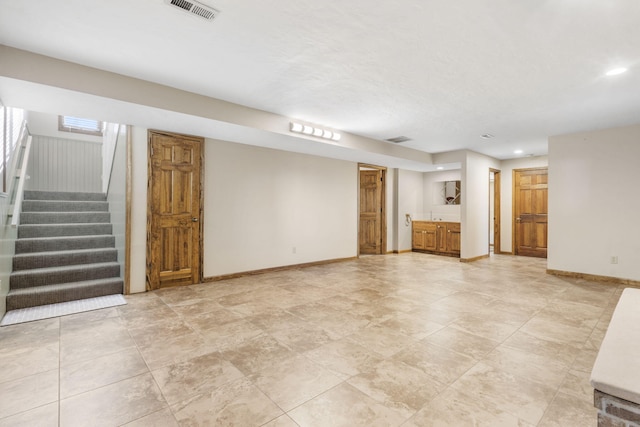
top-left (433, 180), bottom-right (461, 205)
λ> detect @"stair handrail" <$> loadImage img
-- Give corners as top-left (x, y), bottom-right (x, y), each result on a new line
top-left (9, 122), bottom-right (32, 227)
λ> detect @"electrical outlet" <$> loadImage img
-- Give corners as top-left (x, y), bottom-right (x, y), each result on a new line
top-left (611, 256), bottom-right (618, 264)
top-left (292, 247), bottom-right (297, 254)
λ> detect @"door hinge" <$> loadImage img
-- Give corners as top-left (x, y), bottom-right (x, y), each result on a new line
top-left (150, 145), bottom-right (154, 156)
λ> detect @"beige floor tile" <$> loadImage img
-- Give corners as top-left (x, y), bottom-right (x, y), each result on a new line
top-left (197, 318), bottom-right (265, 351)
top-left (122, 408), bottom-right (179, 427)
top-left (0, 340), bottom-right (59, 384)
top-left (537, 392), bottom-right (597, 427)
top-left (315, 311), bottom-right (371, 340)
top-left (151, 351), bottom-right (244, 405)
top-left (347, 324), bottom-right (416, 358)
top-left (269, 322), bottom-right (334, 352)
top-left (60, 373), bottom-right (166, 427)
top-left (450, 362), bottom-right (556, 425)
top-left (0, 370), bottom-right (58, 419)
top-left (250, 354), bottom-right (343, 411)
top-left (127, 318), bottom-right (195, 348)
top-left (288, 382), bottom-right (408, 427)
top-left (519, 317), bottom-right (592, 347)
top-left (60, 329), bottom-right (136, 366)
top-left (171, 377), bottom-right (283, 426)
top-left (403, 386), bottom-right (533, 427)
top-left (571, 347), bottom-right (600, 373)
top-left (501, 330), bottom-right (580, 367)
top-left (347, 359), bottom-right (445, 419)
top-left (378, 311), bottom-right (446, 340)
top-left (168, 297), bottom-right (223, 317)
top-left (181, 306), bottom-right (243, 331)
top-left (304, 338), bottom-right (384, 380)
top-left (60, 347), bottom-right (148, 398)
top-left (422, 324), bottom-right (500, 360)
top-left (451, 315), bottom-right (522, 342)
top-left (137, 331), bottom-right (217, 371)
top-left (482, 345), bottom-right (569, 389)
top-left (393, 340), bottom-right (478, 386)
top-left (0, 402), bottom-right (58, 427)
top-left (262, 414), bottom-right (300, 427)
top-left (0, 317), bottom-right (60, 348)
top-left (559, 369), bottom-right (594, 403)
top-left (222, 334), bottom-right (297, 375)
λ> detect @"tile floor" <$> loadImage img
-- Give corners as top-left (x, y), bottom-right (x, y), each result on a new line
top-left (0, 253), bottom-right (627, 426)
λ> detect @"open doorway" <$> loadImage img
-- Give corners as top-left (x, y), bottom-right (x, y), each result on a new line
top-left (489, 169), bottom-right (501, 254)
top-left (358, 164), bottom-right (387, 255)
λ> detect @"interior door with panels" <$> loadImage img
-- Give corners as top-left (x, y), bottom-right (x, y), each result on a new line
top-left (147, 130), bottom-right (203, 290)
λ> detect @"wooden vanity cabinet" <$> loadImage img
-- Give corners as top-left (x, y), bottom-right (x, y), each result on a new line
top-left (412, 221), bottom-right (460, 257)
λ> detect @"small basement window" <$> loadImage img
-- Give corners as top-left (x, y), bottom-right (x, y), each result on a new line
top-left (58, 115), bottom-right (104, 136)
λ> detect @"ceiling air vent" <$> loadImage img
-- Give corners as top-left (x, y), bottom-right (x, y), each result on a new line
top-left (385, 136), bottom-right (412, 144)
top-left (165, 0), bottom-right (219, 21)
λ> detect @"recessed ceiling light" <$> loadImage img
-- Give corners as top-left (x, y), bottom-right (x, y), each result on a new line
top-left (514, 149), bottom-right (523, 154)
top-left (481, 134), bottom-right (494, 139)
top-left (606, 67), bottom-right (628, 76)
top-left (436, 166), bottom-right (444, 170)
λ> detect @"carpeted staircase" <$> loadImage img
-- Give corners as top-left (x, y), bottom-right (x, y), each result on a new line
top-left (7, 190), bottom-right (123, 311)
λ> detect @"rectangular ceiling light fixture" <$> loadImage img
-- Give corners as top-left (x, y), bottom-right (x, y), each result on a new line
top-left (290, 122), bottom-right (341, 141)
top-left (165, 0), bottom-right (219, 21)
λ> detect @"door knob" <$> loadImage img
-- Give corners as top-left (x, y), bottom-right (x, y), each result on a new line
top-left (192, 217), bottom-right (199, 222)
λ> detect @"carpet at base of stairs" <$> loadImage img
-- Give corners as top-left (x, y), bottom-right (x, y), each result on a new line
top-left (0, 294), bottom-right (127, 326)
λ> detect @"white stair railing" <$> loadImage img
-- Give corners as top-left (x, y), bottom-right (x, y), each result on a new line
top-left (7, 121), bottom-right (32, 227)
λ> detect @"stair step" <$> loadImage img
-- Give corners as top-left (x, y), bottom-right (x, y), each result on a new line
top-left (18, 223), bottom-right (113, 238)
top-left (6, 278), bottom-right (124, 311)
top-left (10, 262), bottom-right (121, 289)
top-left (22, 200), bottom-right (109, 212)
top-left (15, 235), bottom-right (116, 254)
top-left (24, 191), bottom-right (106, 201)
top-left (20, 211), bottom-right (111, 224)
top-left (13, 248), bottom-right (118, 271)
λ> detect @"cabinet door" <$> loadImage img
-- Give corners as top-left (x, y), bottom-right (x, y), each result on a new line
top-left (423, 226), bottom-right (437, 251)
top-left (446, 223), bottom-right (461, 254)
top-left (412, 229), bottom-right (425, 250)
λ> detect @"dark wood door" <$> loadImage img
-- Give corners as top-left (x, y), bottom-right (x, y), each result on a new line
top-left (514, 168), bottom-right (548, 258)
top-left (359, 170), bottom-right (383, 254)
top-left (147, 130), bottom-right (203, 290)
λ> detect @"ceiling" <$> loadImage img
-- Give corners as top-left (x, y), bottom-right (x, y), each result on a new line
top-left (1, 0), bottom-right (639, 162)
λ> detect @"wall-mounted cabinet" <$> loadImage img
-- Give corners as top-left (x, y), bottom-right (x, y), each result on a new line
top-left (412, 221), bottom-right (460, 257)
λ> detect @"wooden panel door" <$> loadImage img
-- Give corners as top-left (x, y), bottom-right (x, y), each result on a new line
top-left (359, 169), bottom-right (383, 254)
top-left (514, 168), bottom-right (548, 258)
top-left (147, 130), bottom-right (203, 290)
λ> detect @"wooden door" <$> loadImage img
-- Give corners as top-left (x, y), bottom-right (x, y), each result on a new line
top-left (147, 130), bottom-right (203, 290)
top-left (514, 168), bottom-right (548, 258)
top-left (359, 169), bottom-right (383, 254)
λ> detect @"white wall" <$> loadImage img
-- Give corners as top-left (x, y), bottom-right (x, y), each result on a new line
top-left (548, 125), bottom-right (640, 281)
top-left (423, 170), bottom-right (462, 222)
top-left (385, 168), bottom-right (396, 253)
top-left (397, 169), bottom-right (424, 252)
top-left (129, 127), bottom-right (148, 293)
top-left (26, 135), bottom-right (102, 192)
top-left (460, 151), bottom-right (501, 260)
top-left (204, 139), bottom-right (358, 277)
top-left (499, 156), bottom-right (548, 253)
